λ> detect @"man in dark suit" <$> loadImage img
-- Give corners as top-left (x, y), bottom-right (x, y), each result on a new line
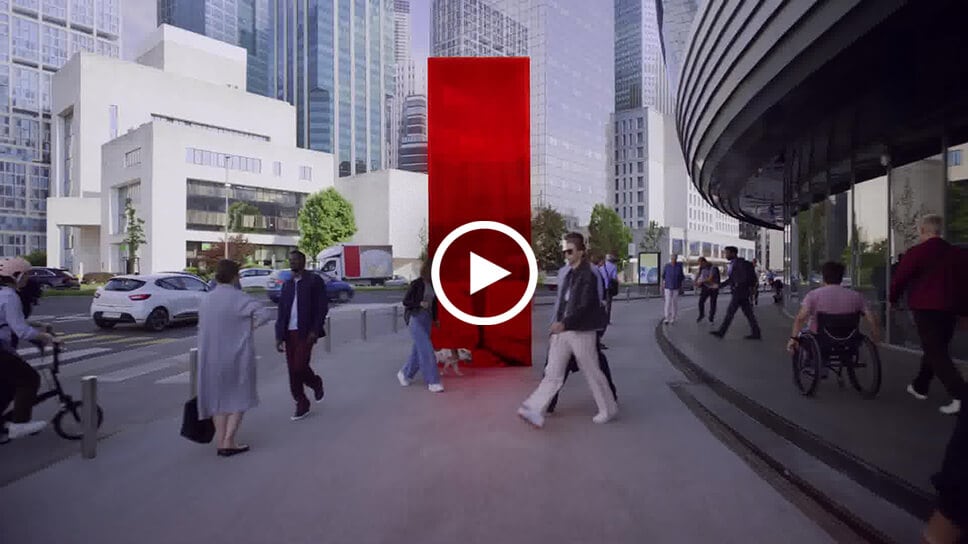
top-left (276, 250), bottom-right (328, 420)
top-left (711, 246), bottom-right (762, 340)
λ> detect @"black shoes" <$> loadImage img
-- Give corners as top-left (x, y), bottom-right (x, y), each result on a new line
top-left (745, 334), bottom-right (762, 340)
top-left (314, 383), bottom-right (325, 403)
top-left (291, 405), bottom-right (310, 421)
top-left (217, 445), bottom-right (250, 457)
top-left (710, 331), bottom-right (725, 339)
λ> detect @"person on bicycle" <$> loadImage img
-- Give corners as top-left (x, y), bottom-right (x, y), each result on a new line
top-left (786, 261), bottom-right (881, 355)
top-left (0, 256), bottom-right (57, 442)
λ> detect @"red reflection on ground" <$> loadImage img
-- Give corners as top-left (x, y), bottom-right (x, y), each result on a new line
top-left (427, 57), bottom-right (532, 367)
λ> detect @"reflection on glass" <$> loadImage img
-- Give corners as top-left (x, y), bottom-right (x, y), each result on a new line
top-left (849, 175), bottom-right (889, 326)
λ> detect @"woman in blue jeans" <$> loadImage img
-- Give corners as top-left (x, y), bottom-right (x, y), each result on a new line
top-left (397, 261), bottom-right (443, 393)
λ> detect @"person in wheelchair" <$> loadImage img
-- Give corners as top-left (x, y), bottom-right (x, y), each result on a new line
top-left (786, 261), bottom-right (881, 368)
top-left (0, 257), bottom-right (58, 443)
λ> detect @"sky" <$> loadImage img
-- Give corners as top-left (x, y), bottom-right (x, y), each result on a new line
top-left (122, 0), bottom-right (432, 63)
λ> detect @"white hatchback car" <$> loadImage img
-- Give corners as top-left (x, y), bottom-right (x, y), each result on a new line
top-left (90, 274), bottom-right (210, 331)
top-left (239, 268), bottom-right (273, 289)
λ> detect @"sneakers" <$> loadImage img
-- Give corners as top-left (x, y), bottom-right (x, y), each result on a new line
top-left (940, 399), bottom-right (961, 415)
top-left (428, 383), bottom-right (444, 393)
top-left (396, 370), bottom-right (411, 387)
top-left (314, 382), bottom-right (325, 403)
top-left (906, 384), bottom-right (928, 401)
top-left (592, 410), bottom-right (617, 424)
top-left (291, 405), bottom-right (310, 421)
top-left (5, 420), bottom-right (47, 439)
top-left (517, 406), bottom-right (544, 428)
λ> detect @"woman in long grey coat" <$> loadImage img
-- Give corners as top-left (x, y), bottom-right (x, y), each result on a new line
top-left (197, 260), bottom-right (273, 457)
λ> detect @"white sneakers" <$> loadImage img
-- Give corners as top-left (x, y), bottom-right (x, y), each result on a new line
top-left (940, 399), bottom-right (961, 415)
top-left (592, 410), bottom-right (618, 424)
top-left (517, 406), bottom-right (544, 428)
top-left (906, 384), bottom-right (960, 415)
top-left (396, 370), bottom-right (411, 387)
top-left (428, 383), bottom-right (444, 393)
top-left (5, 420), bottom-right (47, 439)
top-left (397, 370), bottom-right (444, 392)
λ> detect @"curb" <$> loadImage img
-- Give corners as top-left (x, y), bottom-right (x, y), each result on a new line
top-left (654, 320), bottom-right (934, 543)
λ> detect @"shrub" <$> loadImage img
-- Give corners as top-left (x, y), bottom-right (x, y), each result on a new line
top-left (81, 272), bottom-right (115, 285)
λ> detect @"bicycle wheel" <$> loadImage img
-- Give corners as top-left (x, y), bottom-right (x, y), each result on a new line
top-left (847, 337), bottom-right (882, 399)
top-left (792, 334), bottom-right (822, 396)
top-left (53, 402), bottom-right (104, 440)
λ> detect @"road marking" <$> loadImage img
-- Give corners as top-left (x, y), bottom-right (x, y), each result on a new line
top-left (58, 333), bottom-right (96, 341)
top-left (64, 334), bottom-right (121, 345)
top-left (95, 336), bottom-right (153, 345)
top-left (156, 371), bottom-right (189, 385)
top-left (28, 347), bottom-right (112, 368)
top-left (98, 359), bottom-right (181, 383)
top-left (125, 338), bottom-right (180, 348)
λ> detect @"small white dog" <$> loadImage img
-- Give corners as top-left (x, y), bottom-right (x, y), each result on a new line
top-left (435, 348), bottom-right (473, 376)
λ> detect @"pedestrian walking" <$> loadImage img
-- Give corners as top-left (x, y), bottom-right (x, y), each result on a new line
top-left (547, 251), bottom-right (617, 413)
top-left (891, 214), bottom-right (967, 415)
top-left (710, 246), bottom-right (762, 340)
top-left (662, 254), bottom-right (685, 324)
top-left (921, 404), bottom-right (967, 543)
top-left (275, 250), bottom-right (328, 421)
top-left (750, 259), bottom-right (761, 305)
top-left (517, 233), bottom-right (618, 428)
top-left (0, 257), bottom-right (56, 443)
top-left (397, 260), bottom-right (444, 393)
top-left (695, 257), bottom-right (721, 323)
top-left (197, 259), bottom-right (273, 457)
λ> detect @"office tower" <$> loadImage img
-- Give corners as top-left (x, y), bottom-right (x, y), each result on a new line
top-left (274, 0), bottom-right (395, 178)
top-left (393, 0), bottom-right (410, 62)
top-left (654, 0), bottom-right (702, 94)
top-left (431, 0), bottom-right (527, 57)
top-left (0, 0), bottom-right (121, 257)
top-left (158, 0), bottom-right (273, 97)
top-left (615, 0), bottom-right (673, 114)
top-left (387, 0), bottom-right (415, 169)
top-left (437, 0), bottom-right (611, 227)
top-left (398, 94), bottom-right (427, 173)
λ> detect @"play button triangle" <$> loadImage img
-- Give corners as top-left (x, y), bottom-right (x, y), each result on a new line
top-left (469, 252), bottom-right (511, 295)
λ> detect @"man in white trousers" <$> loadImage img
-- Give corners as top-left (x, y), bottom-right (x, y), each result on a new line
top-left (662, 254), bottom-right (685, 324)
top-left (517, 233), bottom-right (618, 428)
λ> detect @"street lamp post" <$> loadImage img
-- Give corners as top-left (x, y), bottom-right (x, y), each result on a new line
top-left (224, 155), bottom-right (231, 259)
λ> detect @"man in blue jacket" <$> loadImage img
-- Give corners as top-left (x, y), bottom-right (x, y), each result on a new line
top-left (276, 250), bottom-right (328, 420)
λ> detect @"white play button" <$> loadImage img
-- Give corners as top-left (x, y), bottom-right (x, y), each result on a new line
top-left (469, 252), bottom-right (511, 295)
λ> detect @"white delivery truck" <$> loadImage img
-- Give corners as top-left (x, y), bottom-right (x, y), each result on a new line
top-left (317, 244), bottom-right (394, 285)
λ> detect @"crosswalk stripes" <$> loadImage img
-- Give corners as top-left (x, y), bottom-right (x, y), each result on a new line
top-left (16, 332), bottom-right (182, 368)
top-left (26, 347), bottom-right (112, 369)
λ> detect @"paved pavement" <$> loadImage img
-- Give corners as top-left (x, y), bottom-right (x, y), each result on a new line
top-left (0, 299), bottom-right (847, 544)
top-left (659, 298), bottom-right (961, 532)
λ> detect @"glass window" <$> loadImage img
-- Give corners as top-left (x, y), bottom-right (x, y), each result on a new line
top-left (183, 277), bottom-right (208, 292)
top-left (273, 161), bottom-right (281, 176)
top-left (637, 162), bottom-right (644, 173)
top-left (70, 0), bottom-right (94, 27)
top-left (299, 166), bottom-right (311, 181)
top-left (96, 0), bottom-right (120, 36)
top-left (41, 25), bottom-right (68, 67)
top-left (69, 31), bottom-right (95, 55)
top-left (43, 0), bottom-right (68, 21)
top-left (108, 104), bottom-right (117, 138)
top-left (12, 17), bottom-right (39, 62)
top-left (11, 67), bottom-right (38, 111)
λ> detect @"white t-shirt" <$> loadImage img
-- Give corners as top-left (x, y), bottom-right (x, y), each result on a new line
top-left (288, 275), bottom-right (301, 331)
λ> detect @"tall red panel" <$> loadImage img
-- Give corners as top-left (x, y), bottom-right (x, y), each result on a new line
top-left (428, 57), bottom-right (532, 367)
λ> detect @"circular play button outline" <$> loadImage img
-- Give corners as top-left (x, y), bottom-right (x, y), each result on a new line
top-left (431, 220), bottom-right (538, 326)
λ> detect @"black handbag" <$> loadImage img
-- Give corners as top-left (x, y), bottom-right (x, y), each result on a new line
top-left (180, 397), bottom-right (215, 444)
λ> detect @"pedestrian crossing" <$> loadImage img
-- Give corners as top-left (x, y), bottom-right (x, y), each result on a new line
top-left (29, 313), bottom-right (90, 323)
top-left (17, 332), bottom-right (184, 368)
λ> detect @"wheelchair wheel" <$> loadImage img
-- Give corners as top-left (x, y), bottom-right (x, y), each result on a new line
top-left (53, 401), bottom-right (104, 440)
top-left (791, 334), bottom-right (822, 396)
top-left (847, 336), bottom-right (882, 399)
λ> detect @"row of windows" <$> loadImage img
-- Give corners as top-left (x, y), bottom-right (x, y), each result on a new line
top-left (153, 114), bottom-right (270, 142)
top-left (614, 117), bottom-right (645, 132)
top-left (185, 147), bottom-right (262, 174)
top-left (615, 146), bottom-right (645, 161)
top-left (614, 161), bottom-right (645, 176)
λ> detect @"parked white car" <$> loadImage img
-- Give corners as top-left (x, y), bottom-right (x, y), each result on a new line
top-left (90, 273), bottom-right (210, 331)
top-left (239, 268), bottom-right (273, 289)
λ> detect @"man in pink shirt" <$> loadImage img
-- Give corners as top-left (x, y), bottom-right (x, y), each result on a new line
top-left (787, 261), bottom-right (881, 354)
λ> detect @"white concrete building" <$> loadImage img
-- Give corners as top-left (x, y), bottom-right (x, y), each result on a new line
top-left (48, 25), bottom-right (333, 274)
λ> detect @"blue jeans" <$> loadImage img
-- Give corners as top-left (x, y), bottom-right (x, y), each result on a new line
top-left (402, 311), bottom-right (440, 385)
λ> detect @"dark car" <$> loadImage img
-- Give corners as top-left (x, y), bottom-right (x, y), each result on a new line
top-left (265, 269), bottom-right (355, 304)
top-left (28, 267), bottom-right (80, 290)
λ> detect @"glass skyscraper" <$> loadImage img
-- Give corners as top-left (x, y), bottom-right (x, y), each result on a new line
top-left (614, 0), bottom-right (673, 114)
top-left (0, 0), bottom-right (121, 257)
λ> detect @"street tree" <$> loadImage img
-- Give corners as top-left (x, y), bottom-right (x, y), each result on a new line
top-left (298, 187), bottom-right (357, 261)
top-left (588, 204), bottom-right (632, 259)
top-left (199, 234), bottom-right (255, 264)
top-left (639, 220), bottom-right (668, 252)
top-left (531, 206), bottom-right (567, 270)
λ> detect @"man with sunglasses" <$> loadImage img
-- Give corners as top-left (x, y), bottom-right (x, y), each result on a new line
top-left (518, 233), bottom-right (618, 428)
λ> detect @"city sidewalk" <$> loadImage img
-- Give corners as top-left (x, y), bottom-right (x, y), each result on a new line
top-left (0, 300), bottom-right (839, 544)
top-left (658, 300), bottom-right (959, 524)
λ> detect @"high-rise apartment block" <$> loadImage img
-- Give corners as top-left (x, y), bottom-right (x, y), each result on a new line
top-left (431, 0), bottom-right (527, 57)
top-left (0, 0), bottom-right (121, 257)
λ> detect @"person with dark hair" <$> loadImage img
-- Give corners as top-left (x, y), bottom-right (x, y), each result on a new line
top-left (711, 246), bottom-right (762, 340)
top-left (695, 257), bottom-right (721, 323)
top-left (276, 250), bottom-right (328, 421)
top-left (196, 259), bottom-right (272, 456)
top-left (0, 257), bottom-right (57, 442)
top-left (398, 259), bottom-right (443, 393)
top-left (518, 232), bottom-right (617, 428)
top-left (786, 261), bottom-right (879, 354)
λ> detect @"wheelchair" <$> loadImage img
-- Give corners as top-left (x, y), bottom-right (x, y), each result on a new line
top-left (790, 312), bottom-right (882, 398)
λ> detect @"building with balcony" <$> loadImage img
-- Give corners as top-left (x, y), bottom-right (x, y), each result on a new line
top-left (0, 0), bottom-right (121, 258)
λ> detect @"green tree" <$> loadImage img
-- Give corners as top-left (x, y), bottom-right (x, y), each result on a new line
top-left (639, 220), bottom-right (668, 252)
top-left (24, 250), bottom-right (46, 266)
top-left (531, 206), bottom-right (567, 270)
top-left (297, 188), bottom-right (357, 260)
top-left (588, 204), bottom-right (633, 259)
top-left (228, 201), bottom-right (261, 233)
top-left (121, 198), bottom-right (146, 273)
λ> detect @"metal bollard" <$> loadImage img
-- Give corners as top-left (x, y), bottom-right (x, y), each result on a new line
top-left (392, 305), bottom-right (399, 333)
top-left (81, 376), bottom-right (98, 459)
top-left (324, 316), bottom-right (332, 353)
top-left (361, 309), bottom-right (368, 341)
top-left (188, 348), bottom-right (198, 399)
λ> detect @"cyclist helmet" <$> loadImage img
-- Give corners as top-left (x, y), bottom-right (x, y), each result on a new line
top-left (0, 256), bottom-right (31, 280)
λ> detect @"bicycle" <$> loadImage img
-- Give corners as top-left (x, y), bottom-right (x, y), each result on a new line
top-left (1, 325), bottom-right (104, 440)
